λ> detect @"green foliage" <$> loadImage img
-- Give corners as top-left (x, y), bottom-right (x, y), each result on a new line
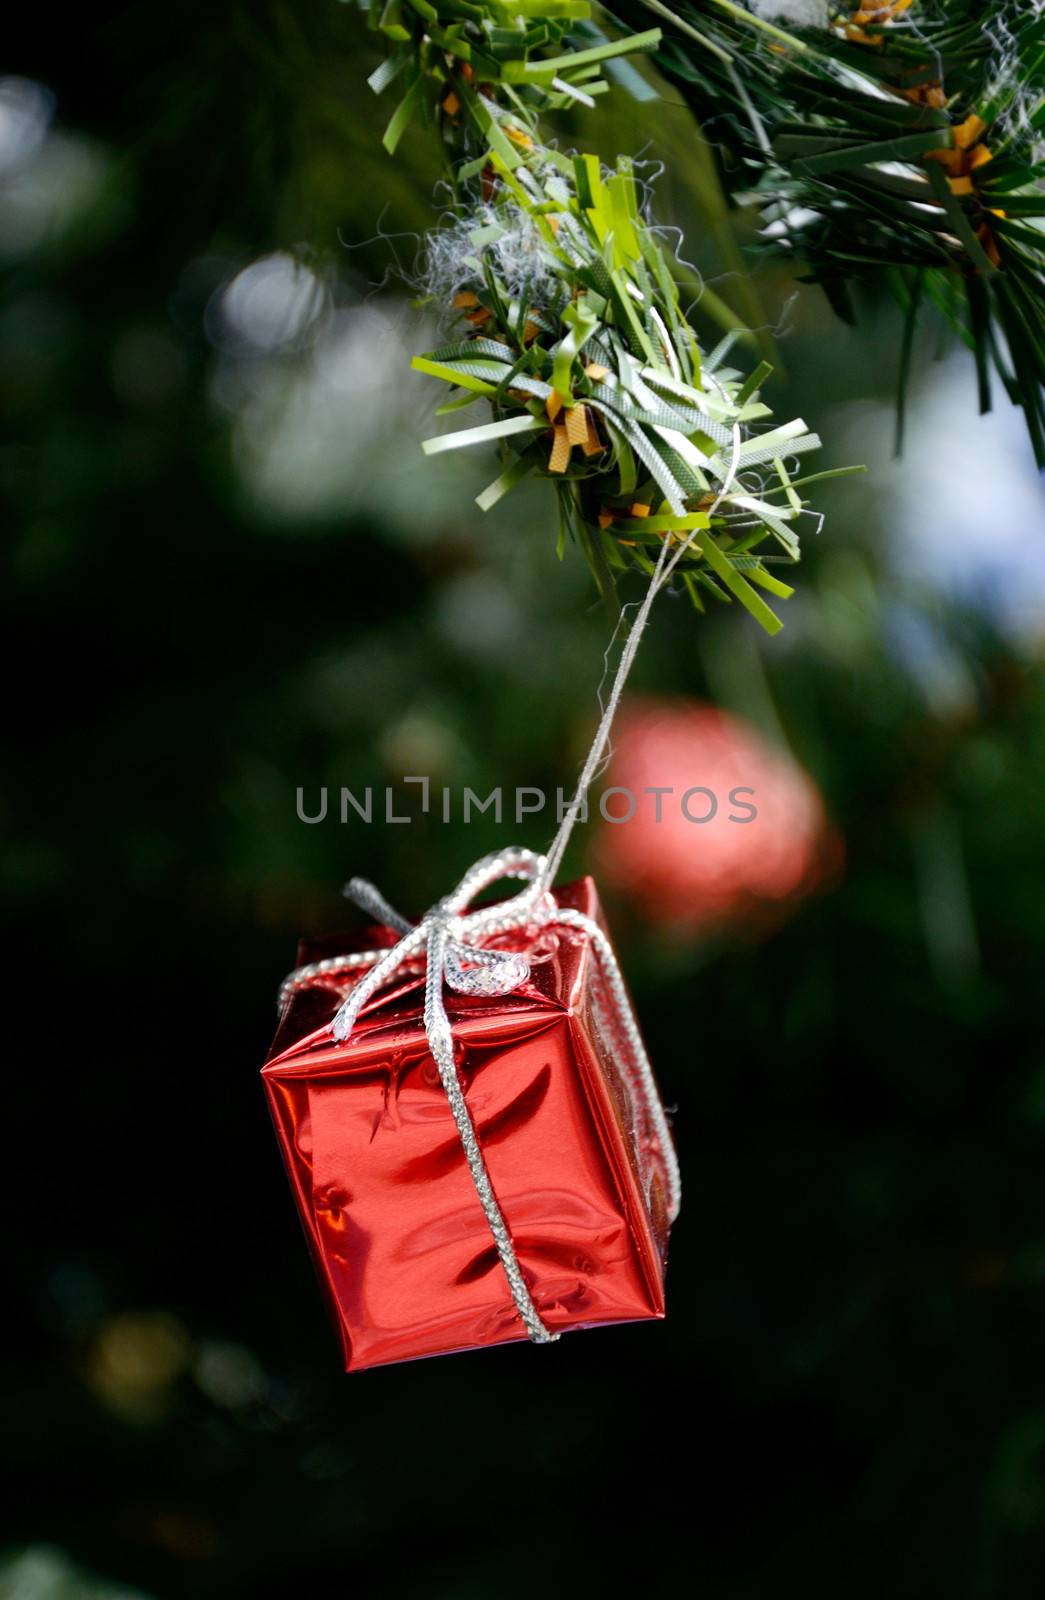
top-left (604, 0), bottom-right (1045, 462)
top-left (414, 143), bottom-right (838, 632)
top-left (364, 0), bottom-right (852, 632)
top-left (365, 0), bottom-right (660, 153)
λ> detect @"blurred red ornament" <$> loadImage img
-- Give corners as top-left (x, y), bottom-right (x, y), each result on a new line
top-left (591, 697), bottom-right (838, 936)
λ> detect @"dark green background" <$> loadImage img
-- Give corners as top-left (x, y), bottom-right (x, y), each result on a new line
top-left (5, 4), bottom-right (1045, 1595)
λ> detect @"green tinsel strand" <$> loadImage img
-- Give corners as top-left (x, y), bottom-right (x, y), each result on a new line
top-left (412, 142), bottom-right (856, 632)
top-left (362, 0), bottom-right (854, 629)
top-left (600, 0), bottom-right (1045, 461)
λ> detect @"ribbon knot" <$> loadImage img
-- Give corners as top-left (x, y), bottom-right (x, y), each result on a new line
top-left (331, 846), bottom-right (547, 1042)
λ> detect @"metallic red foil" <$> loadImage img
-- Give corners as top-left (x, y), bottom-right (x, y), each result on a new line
top-left (262, 877), bottom-right (673, 1370)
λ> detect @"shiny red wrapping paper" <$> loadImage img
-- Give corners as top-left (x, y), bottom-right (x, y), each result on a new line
top-left (262, 877), bottom-right (673, 1370)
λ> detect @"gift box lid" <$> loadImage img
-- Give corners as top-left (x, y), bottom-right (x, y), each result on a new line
top-left (264, 875), bottom-right (605, 1076)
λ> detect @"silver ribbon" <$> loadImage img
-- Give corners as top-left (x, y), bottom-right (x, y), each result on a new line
top-left (279, 844), bottom-right (681, 1345)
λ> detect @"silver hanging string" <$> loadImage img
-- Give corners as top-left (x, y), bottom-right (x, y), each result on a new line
top-left (537, 411), bottom-right (743, 894)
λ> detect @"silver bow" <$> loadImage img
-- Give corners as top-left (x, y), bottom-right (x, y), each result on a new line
top-left (279, 845), bottom-right (681, 1346)
top-left (331, 846), bottom-right (545, 1041)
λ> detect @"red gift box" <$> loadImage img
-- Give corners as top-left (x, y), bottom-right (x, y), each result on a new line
top-left (262, 872), bottom-right (676, 1371)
